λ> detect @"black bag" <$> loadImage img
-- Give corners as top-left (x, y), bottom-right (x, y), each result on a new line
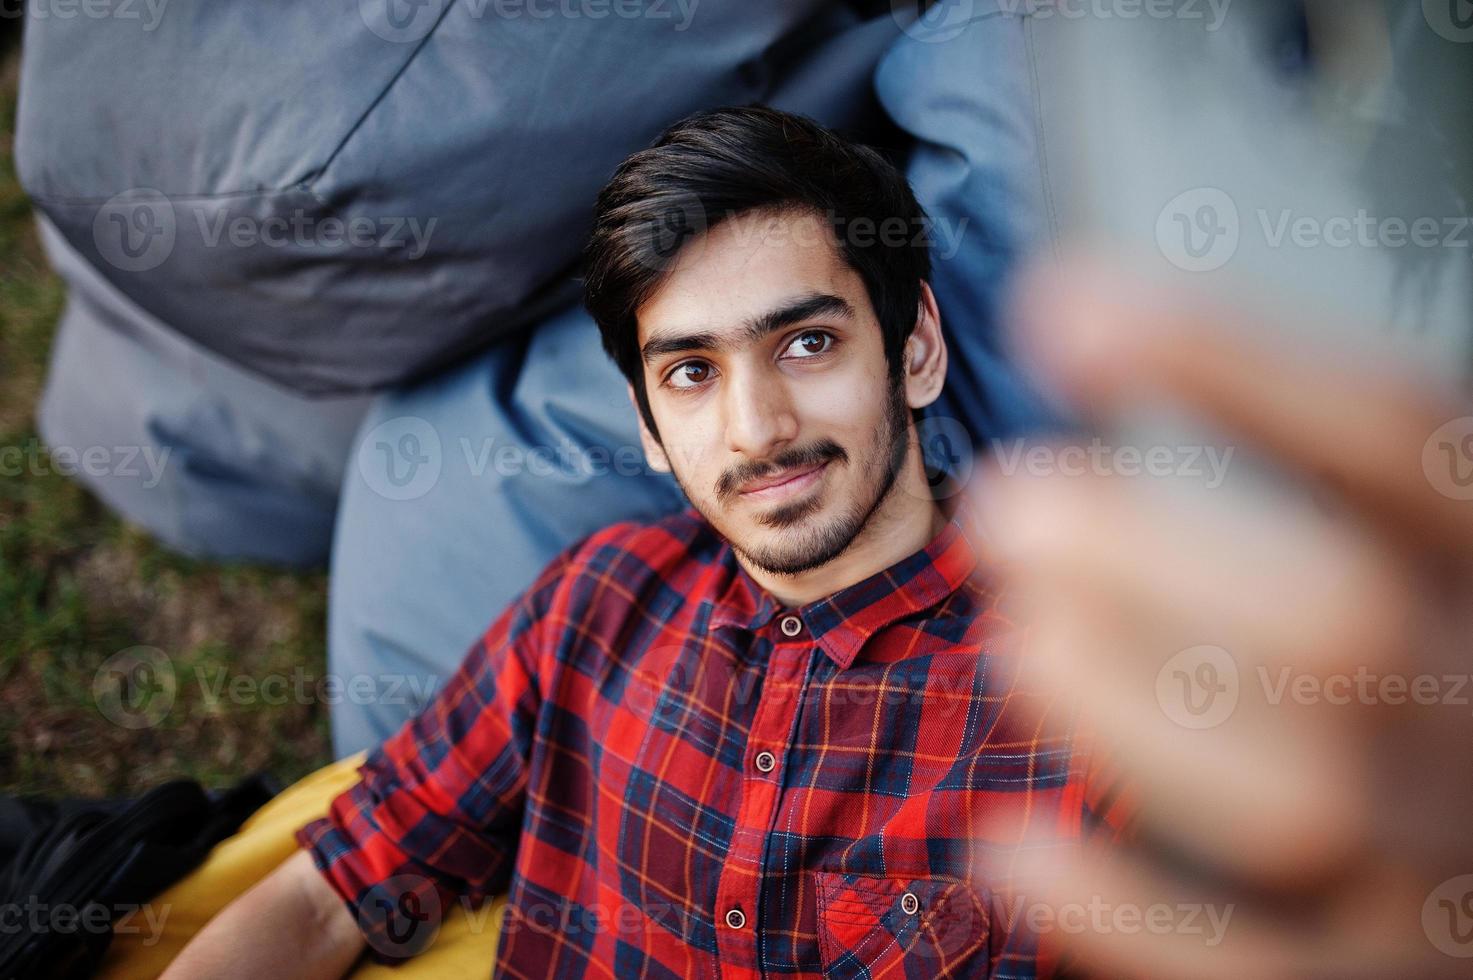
top-left (0, 774), bottom-right (277, 980)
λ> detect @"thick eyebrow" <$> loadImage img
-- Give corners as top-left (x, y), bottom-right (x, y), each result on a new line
top-left (640, 293), bottom-right (855, 365)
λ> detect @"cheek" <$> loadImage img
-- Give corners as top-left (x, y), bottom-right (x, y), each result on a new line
top-left (651, 408), bottom-right (723, 482)
top-left (792, 362), bottom-right (891, 443)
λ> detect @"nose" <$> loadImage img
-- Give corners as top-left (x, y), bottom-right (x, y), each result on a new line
top-left (722, 365), bottom-right (798, 460)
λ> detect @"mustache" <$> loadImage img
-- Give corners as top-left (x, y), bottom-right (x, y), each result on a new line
top-left (715, 440), bottom-right (848, 501)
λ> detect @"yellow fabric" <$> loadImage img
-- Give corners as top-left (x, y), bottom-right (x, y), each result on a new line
top-left (98, 753), bottom-right (504, 979)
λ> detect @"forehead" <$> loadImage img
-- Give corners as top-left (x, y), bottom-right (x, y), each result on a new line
top-left (636, 209), bottom-right (869, 346)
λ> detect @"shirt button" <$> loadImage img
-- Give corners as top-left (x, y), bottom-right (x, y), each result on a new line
top-left (779, 615), bottom-right (802, 637)
top-left (725, 908), bottom-right (746, 930)
top-left (901, 892), bottom-right (920, 915)
top-left (754, 751), bottom-right (776, 773)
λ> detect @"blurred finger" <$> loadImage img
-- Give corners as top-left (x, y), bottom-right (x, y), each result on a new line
top-left (989, 836), bottom-right (1473, 980)
top-left (979, 460), bottom-right (1417, 680)
top-left (990, 835), bottom-right (1297, 980)
top-left (1012, 568), bottom-right (1367, 890)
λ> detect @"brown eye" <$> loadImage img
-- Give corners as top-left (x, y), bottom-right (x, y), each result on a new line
top-left (787, 331), bottom-right (833, 358)
top-left (668, 361), bottom-right (713, 389)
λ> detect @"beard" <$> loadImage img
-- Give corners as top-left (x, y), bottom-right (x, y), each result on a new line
top-left (674, 378), bottom-right (912, 578)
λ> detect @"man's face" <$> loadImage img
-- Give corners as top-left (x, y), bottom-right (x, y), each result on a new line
top-left (635, 209), bottom-right (911, 576)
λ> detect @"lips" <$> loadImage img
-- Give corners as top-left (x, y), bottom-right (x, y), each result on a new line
top-left (738, 460), bottom-right (828, 497)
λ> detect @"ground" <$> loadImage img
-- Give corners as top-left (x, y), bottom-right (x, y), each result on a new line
top-left (0, 47), bottom-right (334, 799)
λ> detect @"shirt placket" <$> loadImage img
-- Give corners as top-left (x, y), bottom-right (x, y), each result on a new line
top-left (712, 612), bottom-right (814, 978)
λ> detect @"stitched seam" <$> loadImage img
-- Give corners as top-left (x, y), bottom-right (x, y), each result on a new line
top-left (1023, 15), bottom-right (1063, 261)
top-left (302, 0), bottom-right (462, 199)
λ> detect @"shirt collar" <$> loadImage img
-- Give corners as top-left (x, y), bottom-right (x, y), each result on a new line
top-left (707, 518), bottom-right (978, 670)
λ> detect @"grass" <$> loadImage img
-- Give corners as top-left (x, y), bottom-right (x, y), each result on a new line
top-left (0, 46), bottom-right (334, 799)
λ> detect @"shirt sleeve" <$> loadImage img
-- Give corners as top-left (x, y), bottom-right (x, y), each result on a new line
top-left (295, 545), bottom-right (575, 960)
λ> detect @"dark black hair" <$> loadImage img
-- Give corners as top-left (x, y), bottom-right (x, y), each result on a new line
top-left (583, 105), bottom-right (933, 438)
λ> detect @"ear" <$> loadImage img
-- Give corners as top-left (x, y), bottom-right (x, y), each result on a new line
top-left (629, 384), bottom-right (672, 473)
top-left (902, 281), bottom-right (948, 411)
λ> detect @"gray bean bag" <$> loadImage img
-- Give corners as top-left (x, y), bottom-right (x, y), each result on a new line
top-left (17, 1), bottom-right (901, 394)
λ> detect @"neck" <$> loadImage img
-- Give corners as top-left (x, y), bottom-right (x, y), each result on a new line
top-left (737, 442), bottom-right (946, 608)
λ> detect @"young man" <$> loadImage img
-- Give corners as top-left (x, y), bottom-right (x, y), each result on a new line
top-left (165, 107), bottom-right (1121, 979)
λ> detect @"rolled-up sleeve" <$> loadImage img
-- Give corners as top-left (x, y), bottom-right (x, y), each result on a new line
top-left (296, 547), bottom-right (573, 960)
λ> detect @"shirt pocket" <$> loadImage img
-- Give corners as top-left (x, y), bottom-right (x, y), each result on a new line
top-left (813, 872), bottom-right (990, 978)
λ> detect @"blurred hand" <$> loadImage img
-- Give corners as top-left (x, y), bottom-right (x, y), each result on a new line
top-left (973, 256), bottom-right (1473, 980)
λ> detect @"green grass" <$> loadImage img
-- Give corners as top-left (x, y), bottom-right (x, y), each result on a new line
top-left (0, 49), bottom-right (334, 798)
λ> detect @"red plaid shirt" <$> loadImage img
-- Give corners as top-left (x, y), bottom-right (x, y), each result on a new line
top-left (299, 509), bottom-right (1125, 978)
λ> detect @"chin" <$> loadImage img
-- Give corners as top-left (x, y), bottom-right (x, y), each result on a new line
top-left (736, 509), bottom-right (865, 577)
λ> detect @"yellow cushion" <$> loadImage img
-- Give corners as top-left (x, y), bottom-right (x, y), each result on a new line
top-left (97, 753), bottom-right (504, 979)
